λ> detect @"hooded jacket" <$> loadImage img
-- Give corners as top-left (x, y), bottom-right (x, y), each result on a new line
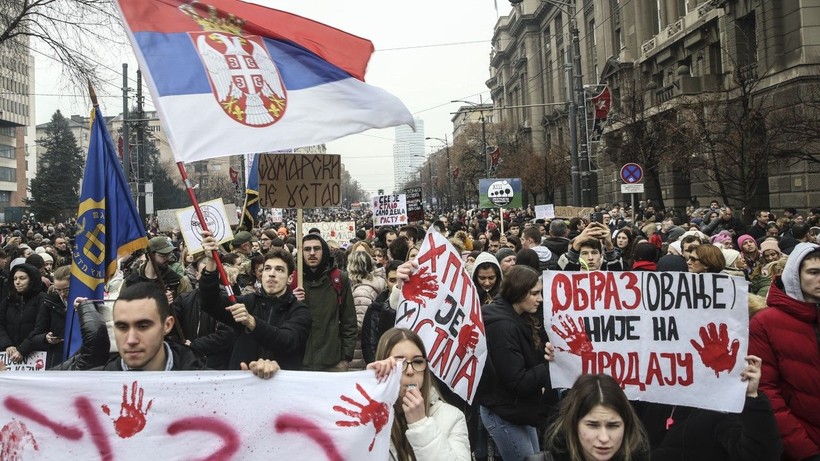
top-left (0, 264), bottom-right (46, 355)
top-left (749, 242), bottom-right (820, 460)
top-left (470, 252), bottom-right (502, 305)
top-left (477, 296), bottom-right (551, 426)
top-left (297, 234), bottom-right (357, 370)
top-left (29, 291), bottom-right (67, 369)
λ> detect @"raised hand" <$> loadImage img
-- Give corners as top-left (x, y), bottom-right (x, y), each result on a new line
top-left (690, 322), bottom-right (740, 377)
top-left (402, 266), bottom-right (438, 305)
top-left (101, 381), bottom-right (154, 439)
top-left (551, 315), bottom-right (594, 356)
top-left (455, 323), bottom-right (480, 359)
top-left (333, 383), bottom-right (390, 451)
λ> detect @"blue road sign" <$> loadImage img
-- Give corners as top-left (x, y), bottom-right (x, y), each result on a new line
top-left (620, 163), bottom-right (643, 184)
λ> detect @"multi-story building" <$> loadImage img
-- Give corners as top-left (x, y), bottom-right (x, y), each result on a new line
top-left (488, 0), bottom-right (820, 213)
top-left (393, 118), bottom-right (426, 191)
top-left (0, 36), bottom-right (34, 216)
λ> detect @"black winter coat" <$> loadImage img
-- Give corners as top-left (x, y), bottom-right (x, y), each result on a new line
top-left (98, 341), bottom-right (207, 371)
top-left (477, 297), bottom-right (551, 427)
top-left (199, 270), bottom-right (312, 371)
top-left (0, 264), bottom-right (46, 356)
top-left (361, 290), bottom-right (391, 364)
top-left (171, 288), bottom-right (234, 369)
top-left (52, 300), bottom-right (110, 370)
top-left (29, 292), bottom-right (67, 369)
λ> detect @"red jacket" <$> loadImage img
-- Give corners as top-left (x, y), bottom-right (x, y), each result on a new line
top-left (749, 277), bottom-right (820, 460)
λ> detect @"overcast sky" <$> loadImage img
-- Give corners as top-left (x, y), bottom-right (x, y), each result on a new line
top-left (34, 0), bottom-right (513, 195)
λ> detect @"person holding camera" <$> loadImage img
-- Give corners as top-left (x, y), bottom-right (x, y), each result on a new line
top-left (557, 221), bottom-right (623, 271)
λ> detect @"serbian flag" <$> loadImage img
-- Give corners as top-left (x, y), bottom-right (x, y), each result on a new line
top-left (589, 86), bottom-right (611, 142)
top-left (65, 106), bottom-right (148, 359)
top-left (489, 146), bottom-right (501, 170)
top-left (113, 0), bottom-right (415, 163)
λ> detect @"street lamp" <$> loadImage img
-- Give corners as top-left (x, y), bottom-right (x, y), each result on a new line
top-left (451, 96), bottom-right (490, 178)
top-left (426, 135), bottom-right (452, 209)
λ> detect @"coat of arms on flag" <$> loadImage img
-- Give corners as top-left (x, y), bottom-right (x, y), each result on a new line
top-left (184, 5), bottom-right (286, 127)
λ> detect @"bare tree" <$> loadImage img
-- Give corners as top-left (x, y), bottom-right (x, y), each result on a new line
top-left (0, 0), bottom-right (122, 86)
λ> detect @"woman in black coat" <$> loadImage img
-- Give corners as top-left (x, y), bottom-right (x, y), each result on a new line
top-left (0, 263), bottom-right (46, 363)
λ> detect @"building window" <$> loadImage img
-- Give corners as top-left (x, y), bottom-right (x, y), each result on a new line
top-left (0, 167), bottom-right (16, 182)
top-left (0, 191), bottom-right (11, 203)
top-left (0, 146), bottom-right (14, 159)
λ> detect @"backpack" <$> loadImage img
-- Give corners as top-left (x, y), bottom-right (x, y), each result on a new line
top-left (290, 267), bottom-right (345, 307)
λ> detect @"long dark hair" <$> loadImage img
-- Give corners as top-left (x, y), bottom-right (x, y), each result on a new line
top-left (545, 374), bottom-right (649, 461)
top-left (375, 328), bottom-right (435, 461)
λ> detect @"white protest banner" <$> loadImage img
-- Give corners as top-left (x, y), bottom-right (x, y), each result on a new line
top-left (158, 203), bottom-right (238, 232)
top-left (0, 368), bottom-right (400, 459)
top-left (371, 194), bottom-right (407, 227)
top-left (0, 351), bottom-right (47, 371)
top-left (534, 204), bottom-right (555, 219)
top-left (176, 199), bottom-right (235, 254)
top-left (395, 231), bottom-right (487, 403)
top-left (544, 271), bottom-right (749, 412)
top-left (301, 221), bottom-right (356, 243)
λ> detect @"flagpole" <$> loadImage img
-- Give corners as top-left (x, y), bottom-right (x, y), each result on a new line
top-left (296, 208), bottom-right (304, 288)
top-left (176, 161), bottom-right (237, 303)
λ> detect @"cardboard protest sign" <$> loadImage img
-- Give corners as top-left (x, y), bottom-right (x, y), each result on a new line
top-left (395, 231), bottom-right (487, 403)
top-left (157, 203), bottom-right (237, 232)
top-left (270, 208), bottom-right (284, 223)
top-left (301, 221), bottom-right (356, 242)
top-left (258, 153), bottom-right (342, 208)
top-left (534, 204), bottom-right (556, 219)
top-left (553, 205), bottom-right (594, 219)
top-left (0, 368), bottom-right (400, 459)
top-left (544, 271), bottom-right (749, 412)
top-left (404, 187), bottom-right (424, 222)
top-left (371, 194), bottom-right (408, 227)
top-left (176, 199), bottom-right (235, 254)
top-left (0, 351), bottom-right (47, 371)
top-left (479, 178), bottom-right (522, 208)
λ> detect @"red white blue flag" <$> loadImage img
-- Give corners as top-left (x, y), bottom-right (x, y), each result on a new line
top-left (113, 0), bottom-right (415, 163)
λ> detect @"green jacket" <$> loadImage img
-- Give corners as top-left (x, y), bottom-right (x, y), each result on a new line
top-left (299, 235), bottom-right (357, 371)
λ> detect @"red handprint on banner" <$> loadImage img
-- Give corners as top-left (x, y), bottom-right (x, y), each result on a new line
top-left (101, 381), bottom-right (154, 439)
top-left (551, 315), bottom-right (594, 356)
top-left (402, 266), bottom-right (438, 305)
top-left (455, 323), bottom-right (480, 359)
top-left (333, 383), bottom-right (390, 451)
top-left (0, 420), bottom-right (39, 460)
top-left (690, 322), bottom-right (740, 377)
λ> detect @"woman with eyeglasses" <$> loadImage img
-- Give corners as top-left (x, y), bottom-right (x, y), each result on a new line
top-left (368, 327), bottom-right (470, 461)
top-left (686, 244), bottom-right (725, 274)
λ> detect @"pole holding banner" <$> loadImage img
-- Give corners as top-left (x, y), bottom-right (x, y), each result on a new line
top-left (297, 208), bottom-right (304, 288)
top-left (176, 162), bottom-right (236, 303)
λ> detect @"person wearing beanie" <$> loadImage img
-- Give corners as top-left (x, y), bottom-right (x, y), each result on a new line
top-left (721, 248), bottom-right (747, 278)
top-left (750, 242), bottom-right (820, 461)
top-left (760, 239), bottom-right (783, 263)
top-left (494, 247), bottom-right (516, 275)
top-left (656, 253), bottom-right (689, 272)
top-left (738, 234), bottom-right (762, 276)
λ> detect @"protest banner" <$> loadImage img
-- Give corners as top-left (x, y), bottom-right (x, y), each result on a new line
top-left (544, 270), bottom-right (749, 412)
top-left (301, 221), bottom-right (356, 243)
top-left (258, 153), bottom-right (342, 208)
top-left (270, 208), bottom-right (284, 223)
top-left (157, 203), bottom-right (237, 232)
top-left (0, 368), bottom-right (400, 459)
top-left (479, 178), bottom-right (522, 209)
top-left (176, 199), bottom-right (235, 254)
top-left (395, 231), bottom-right (487, 403)
top-left (534, 204), bottom-right (556, 220)
top-left (552, 205), bottom-right (594, 219)
top-left (0, 351), bottom-right (47, 372)
top-left (404, 187), bottom-right (423, 222)
top-left (371, 194), bottom-right (408, 227)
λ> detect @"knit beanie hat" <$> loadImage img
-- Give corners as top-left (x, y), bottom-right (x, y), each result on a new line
top-left (495, 247), bottom-right (516, 263)
top-left (760, 239), bottom-right (782, 255)
top-left (737, 234), bottom-right (757, 251)
top-left (721, 249), bottom-right (741, 268)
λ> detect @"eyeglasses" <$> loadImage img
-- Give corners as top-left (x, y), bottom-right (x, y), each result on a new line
top-left (401, 358), bottom-right (427, 372)
top-left (304, 246), bottom-right (322, 253)
top-left (687, 256), bottom-right (700, 262)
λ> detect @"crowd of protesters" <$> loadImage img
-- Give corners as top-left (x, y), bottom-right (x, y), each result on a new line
top-left (1, 199), bottom-right (819, 461)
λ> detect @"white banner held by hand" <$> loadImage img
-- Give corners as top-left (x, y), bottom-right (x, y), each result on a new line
top-left (395, 230), bottom-right (487, 403)
top-left (0, 351), bottom-right (48, 371)
top-left (544, 270), bottom-right (749, 413)
top-left (0, 367), bottom-right (400, 459)
top-left (176, 198), bottom-right (235, 254)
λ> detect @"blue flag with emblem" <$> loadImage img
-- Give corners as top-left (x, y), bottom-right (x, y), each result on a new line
top-left (64, 106), bottom-right (149, 360)
top-left (240, 153), bottom-right (260, 231)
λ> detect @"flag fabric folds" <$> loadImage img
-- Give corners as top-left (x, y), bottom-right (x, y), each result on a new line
top-left (113, 0), bottom-right (415, 163)
top-left (64, 107), bottom-right (148, 359)
top-left (589, 86), bottom-right (611, 142)
top-left (240, 153), bottom-right (259, 231)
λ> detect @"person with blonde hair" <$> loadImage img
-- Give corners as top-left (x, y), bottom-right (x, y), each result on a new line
top-left (368, 327), bottom-right (470, 461)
